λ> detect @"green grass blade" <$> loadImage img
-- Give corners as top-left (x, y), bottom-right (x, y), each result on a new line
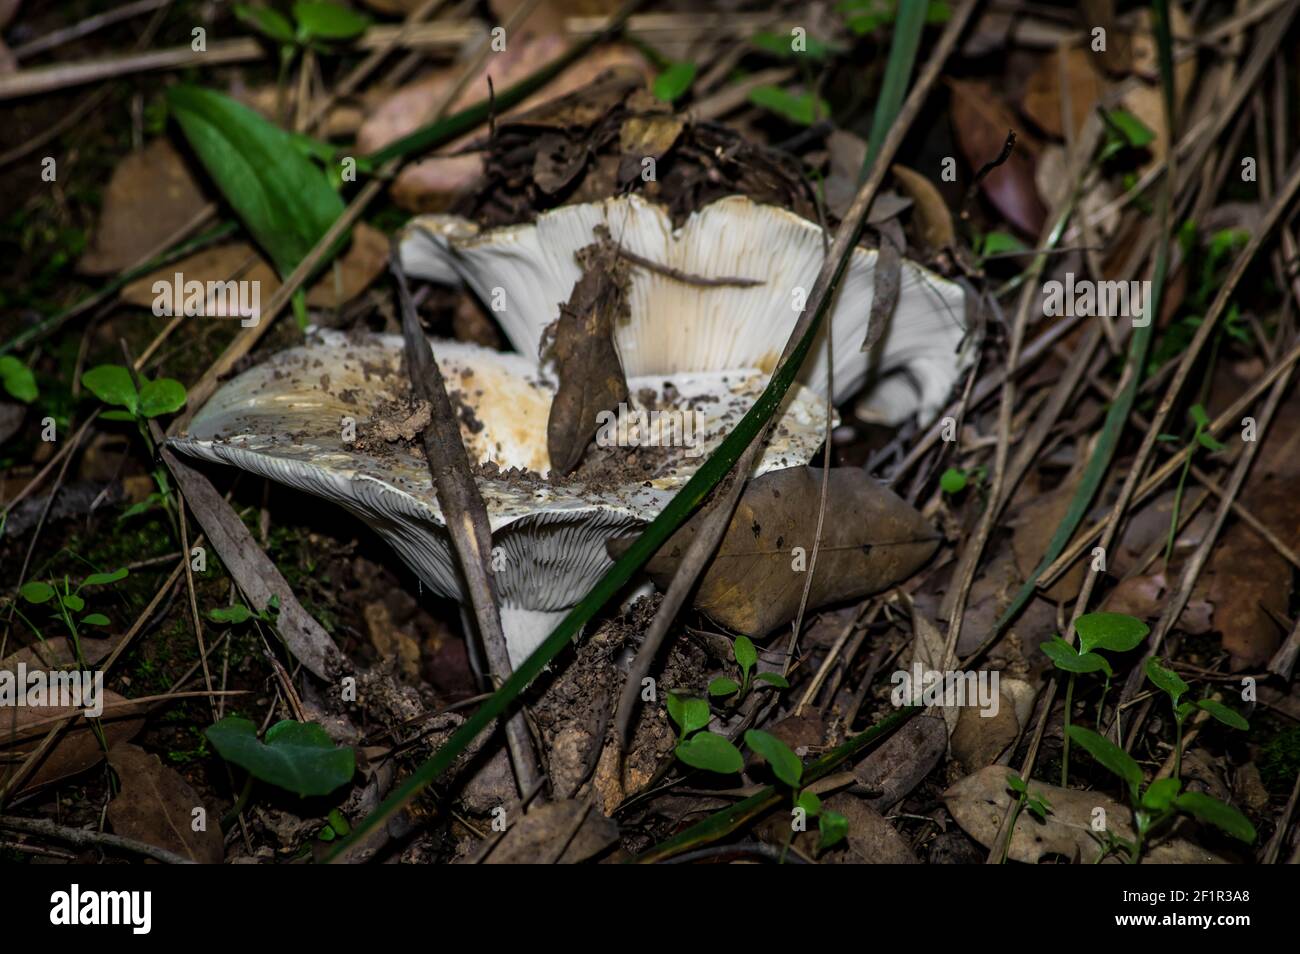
top-left (860, 0), bottom-right (928, 178)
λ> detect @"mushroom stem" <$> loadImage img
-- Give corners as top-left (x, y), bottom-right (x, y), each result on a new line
top-left (499, 607), bottom-right (573, 669)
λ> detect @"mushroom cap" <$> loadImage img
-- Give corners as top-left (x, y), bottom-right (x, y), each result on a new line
top-left (168, 330), bottom-right (829, 664)
top-left (400, 194), bottom-right (971, 424)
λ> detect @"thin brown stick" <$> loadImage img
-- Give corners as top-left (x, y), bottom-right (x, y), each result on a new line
top-left (0, 815), bottom-right (194, 864)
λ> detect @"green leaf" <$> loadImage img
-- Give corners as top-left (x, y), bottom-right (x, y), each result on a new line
top-left (708, 677), bottom-right (740, 697)
top-left (733, 635), bottom-right (758, 673)
top-left (666, 693), bottom-right (710, 737)
top-left (1040, 636), bottom-right (1111, 675)
top-left (747, 85), bottom-right (827, 126)
top-left (206, 716), bottom-right (354, 797)
top-left (82, 365), bottom-right (138, 414)
top-left (20, 581), bottom-right (55, 604)
top-left (137, 378), bottom-right (187, 418)
top-left (1006, 772), bottom-right (1028, 794)
top-left (744, 729), bottom-right (803, 787)
top-left (208, 604), bottom-right (254, 625)
top-left (675, 732), bottom-right (744, 774)
top-left (1174, 700), bottom-right (1196, 723)
top-left (61, 593), bottom-right (85, 612)
top-left (750, 30), bottom-right (832, 59)
top-left (1174, 791), bottom-right (1256, 843)
top-left (1197, 431), bottom-right (1226, 452)
top-left (82, 568), bottom-right (129, 587)
top-left (817, 808), bottom-right (848, 853)
top-left (1105, 108), bottom-right (1155, 148)
top-left (796, 789), bottom-right (821, 817)
top-left (1144, 657), bottom-right (1189, 705)
top-left (81, 613), bottom-right (111, 626)
top-left (754, 672), bottom-right (790, 688)
top-left (651, 61), bottom-right (696, 103)
top-left (1189, 403), bottom-right (1211, 429)
top-left (977, 230), bottom-right (1028, 258)
top-left (0, 355), bottom-right (37, 403)
top-left (1075, 612), bottom-right (1149, 655)
top-left (235, 3), bottom-right (296, 43)
top-left (293, 1), bottom-right (369, 41)
top-left (100, 409), bottom-right (137, 422)
top-left (939, 467), bottom-right (967, 494)
top-left (1140, 776), bottom-right (1182, 812)
top-left (1066, 725), bottom-right (1143, 795)
top-left (166, 85), bottom-right (346, 279)
top-left (1196, 698), bottom-right (1249, 731)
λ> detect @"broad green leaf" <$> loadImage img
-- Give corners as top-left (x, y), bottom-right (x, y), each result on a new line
top-left (1105, 108), bottom-right (1155, 148)
top-left (1066, 725), bottom-right (1142, 795)
top-left (1145, 657), bottom-right (1188, 704)
top-left (754, 672), bottom-right (790, 688)
top-left (82, 568), bottom-right (129, 587)
top-left (20, 581), bottom-right (55, 604)
top-left (1196, 698), bottom-right (1249, 731)
top-left (1140, 776), bottom-right (1182, 812)
top-left (733, 635), bottom-right (757, 673)
top-left (708, 677), bottom-right (740, 697)
top-left (1174, 791), bottom-right (1256, 843)
top-left (977, 230), bottom-right (1027, 258)
top-left (166, 85), bottom-right (346, 279)
top-left (0, 355), bottom-right (37, 403)
top-left (235, 3), bottom-right (296, 43)
top-left (939, 467), bottom-right (967, 494)
top-left (675, 732), bottom-right (744, 774)
top-left (796, 789), bottom-right (821, 817)
top-left (1075, 612), bottom-right (1149, 655)
top-left (1174, 700), bottom-right (1197, 723)
top-left (747, 85), bottom-right (828, 126)
top-left (1006, 772), bottom-right (1028, 794)
top-left (744, 729), bottom-right (803, 787)
top-left (138, 378), bottom-right (187, 418)
top-left (81, 613), bottom-right (111, 626)
top-left (82, 365), bottom-right (138, 414)
top-left (208, 604), bottom-right (254, 625)
top-left (651, 62), bottom-right (696, 103)
top-left (293, 1), bottom-right (369, 41)
top-left (1040, 636), bottom-right (1111, 675)
top-left (817, 808), bottom-right (848, 853)
top-left (666, 693), bottom-right (710, 736)
top-left (61, 594), bottom-right (85, 612)
top-left (206, 716), bottom-right (354, 797)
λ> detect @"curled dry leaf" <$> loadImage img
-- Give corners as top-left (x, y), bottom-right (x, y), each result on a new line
top-left (945, 765), bottom-right (1229, 863)
top-left (890, 164), bottom-right (955, 251)
top-left (613, 467), bottom-right (939, 636)
top-left (948, 676), bottom-right (1034, 775)
top-left (79, 139), bottom-right (209, 276)
top-left (852, 712), bottom-right (947, 813)
top-left (106, 743), bottom-right (224, 864)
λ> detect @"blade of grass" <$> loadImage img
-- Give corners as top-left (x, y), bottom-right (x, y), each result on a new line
top-left (860, 0), bottom-right (927, 176)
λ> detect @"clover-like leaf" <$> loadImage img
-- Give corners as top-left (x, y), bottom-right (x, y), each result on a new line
top-left (205, 716), bottom-right (354, 797)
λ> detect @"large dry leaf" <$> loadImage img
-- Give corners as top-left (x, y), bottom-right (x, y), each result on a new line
top-left (107, 743), bottom-right (224, 864)
top-left (616, 467), bottom-right (939, 636)
top-left (119, 224), bottom-right (389, 314)
top-left (945, 765), bottom-right (1228, 863)
top-left (79, 139), bottom-right (209, 276)
top-left (1203, 498), bottom-right (1291, 669)
top-left (948, 677), bottom-right (1034, 774)
top-left (949, 79), bottom-right (1047, 236)
top-left (1020, 48), bottom-right (1106, 140)
top-left (477, 799), bottom-right (619, 863)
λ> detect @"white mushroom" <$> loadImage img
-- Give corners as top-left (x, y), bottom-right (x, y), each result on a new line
top-left (169, 330), bottom-right (828, 666)
top-left (400, 194), bottom-right (971, 424)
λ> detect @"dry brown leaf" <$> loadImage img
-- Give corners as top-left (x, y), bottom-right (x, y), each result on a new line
top-left (891, 164), bottom-right (955, 250)
top-left (1204, 508), bottom-right (1291, 670)
top-left (948, 78), bottom-right (1047, 236)
top-left (616, 467), bottom-right (939, 636)
top-left (79, 139), bottom-right (209, 276)
top-left (852, 713), bottom-right (947, 812)
top-left (478, 799), bottom-right (618, 863)
top-left (1020, 48), bottom-right (1106, 140)
top-left (945, 765), bottom-right (1229, 863)
top-left (949, 677), bottom-right (1034, 774)
top-left (106, 743), bottom-right (224, 864)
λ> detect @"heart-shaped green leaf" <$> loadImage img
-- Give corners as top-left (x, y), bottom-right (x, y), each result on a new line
top-left (82, 365), bottom-right (138, 414)
top-left (1041, 636), bottom-right (1111, 675)
top-left (138, 378), bottom-right (187, 418)
top-left (817, 808), bottom-right (848, 853)
top-left (206, 716), bottom-right (354, 797)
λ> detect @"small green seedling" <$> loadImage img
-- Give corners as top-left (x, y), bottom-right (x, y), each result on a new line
top-left (745, 729), bottom-right (847, 856)
top-left (666, 692), bottom-right (744, 775)
top-left (1006, 772), bottom-right (1052, 822)
top-left (1161, 403), bottom-right (1225, 566)
top-left (1040, 612), bottom-right (1148, 786)
top-left (82, 364), bottom-right (186, 526)
top-left (939, 465), bottom-right (987, 495)
top-left (651, 61), bottom-right (697, 103)
top-left (1099, 108), bottom-right (1156, 161)
top-left (207, 596), bottom-right (280, 627)
top-left (1066, 724), bottom-right (1255, 860)
top-left (317, 807), bottom-right (351, 843)
top-left (16, 568), bottom-right (129, 656)
top-left (708, 635), bottom-right (789, 702)
top-left (1145, 657), bottom-right (1248, 780)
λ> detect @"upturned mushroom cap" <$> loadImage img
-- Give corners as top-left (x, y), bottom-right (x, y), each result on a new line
top-left (400, 194), bottom-right (971, 424)
top-left (168, 330), bottom-right (828, 665)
